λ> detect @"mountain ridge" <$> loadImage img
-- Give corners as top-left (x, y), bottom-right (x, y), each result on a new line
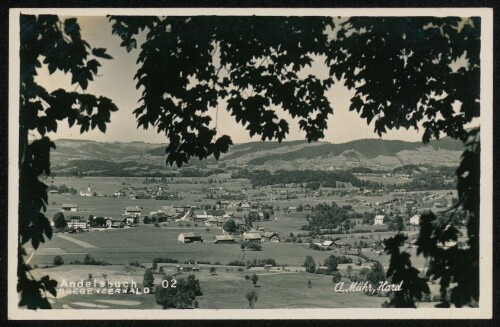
top-left (48, 137), bottom-right (464, 175)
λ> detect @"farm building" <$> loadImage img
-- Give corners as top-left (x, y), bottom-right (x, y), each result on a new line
top-left (194, 213), bottom-right (214, 222)
top-left (333, 241), bottom-right (351, 250)
top-left (125, 206), bottom-right (142, 216)
top-left (322, 240), bottom-right (334, 247)
top-left (178, 232), bottom-right (203, 243)
top-left (61, 203), bottom-right (78, 212)
top-left (374, 215), bottom-right (385, 225)
top-left (262, 232), bottom-right (280, 242)
top-left (213, 234), bottom-right (236, 244)
top-left (205, 217), bottom-right (219, 226)
top-left (410, 214), bottom-right (421, 226)
top-left (287, 206), bottom-right (297, 213)
top-left (206, 209), bottom-right (226, 218)
top-left (243, 232), bottom-right (262, 242)
top-left (67, 216), bottom-right (87, 229)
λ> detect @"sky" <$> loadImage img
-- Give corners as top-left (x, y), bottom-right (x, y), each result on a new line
top-left (35, 15), bottom-right (427, 145)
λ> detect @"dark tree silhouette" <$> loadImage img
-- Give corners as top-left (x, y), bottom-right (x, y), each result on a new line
top-left (52, 212), bottom-right (67, 229)
top-left (19, 15), bottom-right (116, 309)
top-left (304, 255), bottom-right (316, 273)
top-left (143, 269), bottom-right (155, 289)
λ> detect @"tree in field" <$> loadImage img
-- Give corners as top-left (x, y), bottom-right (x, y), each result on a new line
top-left (52, 212), bottom-right (67, 230)
top-left (303, 256), bottom-right (316, 273)
top-left (346, 265), bottom-right (353, 279)
top-left (53, 255), bottom-right (64, 266)
top-left (245, 290), bottom-right (258, 309)
top-left (143, 269), bottom-right (155, 289)
top-left (331, 271), bottom-right (342, 283)
top-left (143, 216), bottom-right (150, 224)
top-left (209, 267), bottom-right (217, 275)
top-left (366, 261), bottom-right (386, 295)
top-left (324, 255), bottom-right (339, 274)
top-left (251, 274), bottom-right (259, 286)
top-left (93, 216), bottom-right (107, 227)
top-left (263, 212), bottom-right (271, 221)
top-left (185, 274), bottom-right (203, 296)
top-left (19, 15), bottom-right (116, 309)
top-left (154, 276), bottom-right (177, 309)
top-left (154, 275), bottom-right (200, 309)
top-left (223, 218), bottom-right (238, 233)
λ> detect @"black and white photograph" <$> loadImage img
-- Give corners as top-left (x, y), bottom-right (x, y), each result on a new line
top-left (7, 6), bottom-right (493, 320)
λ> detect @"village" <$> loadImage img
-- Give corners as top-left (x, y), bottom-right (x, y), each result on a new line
top-left (48, 175), bottom-right (460, 251)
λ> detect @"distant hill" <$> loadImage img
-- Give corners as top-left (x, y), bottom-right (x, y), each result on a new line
top-left (48, 137), bottom-right (464, 175)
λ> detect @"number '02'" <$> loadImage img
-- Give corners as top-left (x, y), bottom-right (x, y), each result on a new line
top-left (161, 279), bottom-right (177, 288)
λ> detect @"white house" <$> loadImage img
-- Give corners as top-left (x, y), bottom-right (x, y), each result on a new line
top-left (67, 216), bottom-right (87, 229)
top-left (410, 214), bottom-right (421, 226)
top-left (374, 215), bottom-right (385, 225)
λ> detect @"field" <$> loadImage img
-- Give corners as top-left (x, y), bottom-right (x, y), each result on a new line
top-left (26, 175), bottom-right (458, 309)
top-left (32, 263), bottom-right (388, 309)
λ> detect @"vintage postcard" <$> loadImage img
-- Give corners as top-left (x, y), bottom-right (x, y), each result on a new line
top-left (8, 7), bottom-right (493, 320)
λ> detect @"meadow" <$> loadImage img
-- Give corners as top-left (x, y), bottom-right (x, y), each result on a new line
top-left (33, 263), bottom-right (388, 309)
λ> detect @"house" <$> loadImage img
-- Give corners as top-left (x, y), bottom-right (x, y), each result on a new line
top-left (409, 214), bottom-right (420, 226)
top-left (240, 201), bottom-right (251, 208)
top-left (205, 217), bottom-right (219, 226)
top-left (243, 232), bottom-right (262, 242)
top-left (125, 206), bottom-right (142, 216)
top-left (213, 234), bottom-right (236, 244)
top-left (178, 232), bottom-right (203, 243)
top-left (125, 206), bottom-right (141, 224)
top-left (374, 215), bottom-right (385, 225)
top-left (61, 204), bottom-right (78, 212)
top-left (206, 209), bottom-right (226, 218)
top-left (333, 241), bottom-right (351, 250)
top-left (49, 190), bottom-right (60, 194)
top-left (114, 190), bottom-right (126, 197)
top-left (262, 232), bottom-right (280, 242)
top-left (287, 206), bottom-right (297, 213)
top-left (322, 240), bottom-right (334, 247)
top-left (194, 213), bottom-right (214, 222)
top-left (67, 216), bottom-right (87, 229)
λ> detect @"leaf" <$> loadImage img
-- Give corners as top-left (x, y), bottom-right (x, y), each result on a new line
top-left (92, 48), bottom-right (113, 60)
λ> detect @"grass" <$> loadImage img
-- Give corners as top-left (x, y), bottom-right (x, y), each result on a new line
top-left (35, 264), bottom-right (388, 309)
